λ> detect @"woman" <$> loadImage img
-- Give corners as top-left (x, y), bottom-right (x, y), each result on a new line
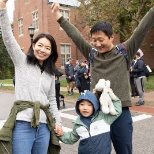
top-left (0, 1), bottom-right (62, 154)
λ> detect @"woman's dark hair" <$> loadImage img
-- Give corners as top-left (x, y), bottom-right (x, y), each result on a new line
top-left (90, 21), bottom-right (113, 39)
top-left (27, 33), bottom-right (58, 75)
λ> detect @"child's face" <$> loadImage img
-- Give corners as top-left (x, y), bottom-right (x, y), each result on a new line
top-left (84, 74), bottom-right (88, 79)
top-left (78, 100), bottom-right (93, 117)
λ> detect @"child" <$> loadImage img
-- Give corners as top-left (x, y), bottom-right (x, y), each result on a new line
top-left (57, 90), bottom-right (122, 154)
top-left (78, 72), bottom-right (90, 93)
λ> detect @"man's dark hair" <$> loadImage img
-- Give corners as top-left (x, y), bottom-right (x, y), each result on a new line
top-left (27, 33), bottom-right (58, 75)
top-left (90, 21), bottom-right (113, 39)
top-left (136, 52), bottom-right (140, 57)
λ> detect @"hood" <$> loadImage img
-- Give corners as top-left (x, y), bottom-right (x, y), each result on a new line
top-left (75, 90), bottom-right (99, 116)
top-left (139, 57), bottom-right (144, 61)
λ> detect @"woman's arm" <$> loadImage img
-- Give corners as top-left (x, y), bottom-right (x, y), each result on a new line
top-left (0, 1), bottom-right (26, 66)
top-left (48, 76), bottom-right (62, 125)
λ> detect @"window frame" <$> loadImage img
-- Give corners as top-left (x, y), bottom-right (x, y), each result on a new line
top-left (60, 44), bottom-right (71, 67)
top-left (32, 11), bottom-right (39, 31)
top-left (18, 18), bottom-right (23, 36)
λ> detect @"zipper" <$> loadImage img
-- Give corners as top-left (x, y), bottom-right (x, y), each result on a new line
top-left (88, 129), bottom-right (91, 137)
top-left (0, 141), bottom-right (10, 154)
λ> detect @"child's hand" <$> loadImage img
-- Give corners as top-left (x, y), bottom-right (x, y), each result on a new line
top-left (54, 125), bottom-right (64, 136)
top-left (93, 89), bottom-right (97, 94)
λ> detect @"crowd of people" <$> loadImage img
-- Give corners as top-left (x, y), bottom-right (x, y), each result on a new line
top-left (0, 0), bottom-right (154, 154)
top-left (64, 57), bottom-right (91, 95)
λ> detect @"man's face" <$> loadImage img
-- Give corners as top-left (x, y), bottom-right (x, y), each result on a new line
top-left (91, 31), bottom-right (114, 53)
top-left (68, 59), bottom-right (72, 63)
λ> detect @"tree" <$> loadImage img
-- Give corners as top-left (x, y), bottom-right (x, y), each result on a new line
top-left (75, 0), bottom-right (154, 41)
top-left (0, 27), bottom-right (14, 79)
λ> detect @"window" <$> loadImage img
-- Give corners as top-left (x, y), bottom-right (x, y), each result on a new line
top-left (18, 18), bottom-right (23, 35)
top-left (60, 9), bottom-right (70, 21)
top-left (32, 11), bottom-right (39, 30)
top-left (60, 44), bottom-right (71, 67)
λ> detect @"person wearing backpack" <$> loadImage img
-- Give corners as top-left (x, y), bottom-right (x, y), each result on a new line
top-left (65, 57), bottom-right (75, 96)
top-left (51, 3), bottom-right (154, 154)
top-left (130, 59), bottom-right (139, 98)
top-left (131, 52), bottom-right (146, 106)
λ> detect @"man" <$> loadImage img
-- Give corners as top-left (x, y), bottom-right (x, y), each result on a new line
top-left (74, 60), bottom-right (80, 89)
top-left (65, 57), bottom-right (75, 96)
top-left (76, 60), bottom-right (88, 93)
top-left (131, 52), bottom-right (146, 106)
top-left (51, 3), bottom-right (154, 154)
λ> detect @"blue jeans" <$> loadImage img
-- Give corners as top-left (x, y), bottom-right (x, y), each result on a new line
top-left (12, 120), bottom-right (50, 154)
top-left (110, 107), bottom-right (133, 154)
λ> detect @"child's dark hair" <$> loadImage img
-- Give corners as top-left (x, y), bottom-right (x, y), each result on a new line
top-left (27, 33), bottom-right (58, 75)
top-left (90, 21), bottom-right (113, 39)
top-left (83, 72), bottom-right (88, 76)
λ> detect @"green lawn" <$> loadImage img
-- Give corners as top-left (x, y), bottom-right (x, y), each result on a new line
top-left (0, 75), bottom-right (154, 91)
top-left (145, 76), bottom-right (154, 89)
top-left (0, 79), bottom-right (13, 84)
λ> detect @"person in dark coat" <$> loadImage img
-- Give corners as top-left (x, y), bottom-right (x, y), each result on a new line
top-left (65, 57), bottom-right (75, 96)
top-left (78, 72), bottom-right (90, 94)
top-left (130, 59), bottom-right (139, 97)
top-left (131, 52), bottom-right (146, 106)
top-left (55, 69), bottom-right (63, 109)
top-left (76, 60), bottom-right (88, 93)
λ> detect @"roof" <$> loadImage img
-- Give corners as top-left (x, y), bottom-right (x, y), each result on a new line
top-left (48, 0), bottom-right (80, 7)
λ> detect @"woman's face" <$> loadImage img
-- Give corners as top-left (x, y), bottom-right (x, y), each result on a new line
top-left (33, 37), bottom-right (52, 65)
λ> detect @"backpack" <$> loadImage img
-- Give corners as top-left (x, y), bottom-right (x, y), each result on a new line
top-left (143, 64), bottom-right (152, 77)
top-left (88, 44), bottom-right (130, 70)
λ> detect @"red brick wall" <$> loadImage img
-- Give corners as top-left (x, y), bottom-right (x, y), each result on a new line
top-left (13, 1), bottom-right (154, 70)
top-left (13, 0), bottom-right (85, 70)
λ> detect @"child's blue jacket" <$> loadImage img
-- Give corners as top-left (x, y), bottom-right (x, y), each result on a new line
top-left (59, 91), bottom-right (122, 154)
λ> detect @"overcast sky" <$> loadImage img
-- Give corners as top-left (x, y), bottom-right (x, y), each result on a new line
top-left (6, 0), bottom-right (14, 22)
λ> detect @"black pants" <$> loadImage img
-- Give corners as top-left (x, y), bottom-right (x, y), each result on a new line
top-left (55, 83), bottom-right (60, 109)
top-left (111, 107), bottom-right (133, 154)
top-left (130, 77), bottom-right (139, 96)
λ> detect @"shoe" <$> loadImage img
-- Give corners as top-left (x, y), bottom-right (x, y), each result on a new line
top-left (135, 103), bottom-right (142, 106)
top-left (68, 92), bottom-right (72, 96)
top-left (135, 101), bottom-right (144, 106)
top-left (71, 91), bottom-right (74, 95)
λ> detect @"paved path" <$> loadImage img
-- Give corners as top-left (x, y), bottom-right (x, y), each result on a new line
top-left (2, 84), bottom-right (154, 115)
top-left (130, 106), bottom-right (154, 115)
top-left (61, 87), bottom-right (154, 115)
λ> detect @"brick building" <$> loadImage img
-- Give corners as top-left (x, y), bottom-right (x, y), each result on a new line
top-left (13, 0), bottom-right (86, 70)
top-left (13, 0), bottom-right (154, 70)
